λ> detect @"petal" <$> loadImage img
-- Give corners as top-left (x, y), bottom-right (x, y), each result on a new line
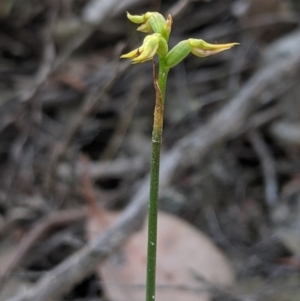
top-left (188, 39), bottom-right (239, 50)
top-left (126, 12), bottom-right (145, 24)
top-left (120, 48), bottom-right (141, 59)
top-left (127, 12), bottom-right (155, 25)
top-left (132, 43), bottom-right (158, 63)
top-left (137, 22), bottom-right (152, 33)
top-left (190, 47), bottom-right (232, 57)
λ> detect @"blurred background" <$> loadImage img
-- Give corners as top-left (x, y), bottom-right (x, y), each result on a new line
top-left (0, 0), bottom-right (300, 300)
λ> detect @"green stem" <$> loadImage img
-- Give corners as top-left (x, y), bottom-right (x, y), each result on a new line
top-left (146, 58), bottom-right (169, 301)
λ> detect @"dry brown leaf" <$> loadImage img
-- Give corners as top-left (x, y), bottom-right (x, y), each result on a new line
top-left (87, 210), bottom-right (235, 301)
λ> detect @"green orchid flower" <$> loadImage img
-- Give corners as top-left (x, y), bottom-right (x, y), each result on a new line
top-left (126, 12), bottom-right (170, 40)
top-left (165, 39), bottom-right (239, 68)
top-left (120, 33), bottom-right (168, 63)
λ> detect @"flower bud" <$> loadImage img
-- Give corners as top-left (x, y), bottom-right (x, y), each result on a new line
top-left (165, 40), bottom-right (191, 68)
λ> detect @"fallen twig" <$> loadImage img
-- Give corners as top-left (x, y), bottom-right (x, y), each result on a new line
top-left (248, 130), bottom-right (279, 207)
top-left (45, 58), bottom-right (130, 189)
top-left (100, 75), bottom-right (145, 161)
top-left (0, 208), bottom-right (87, 288)
top-left (58, 156), bottom-right (147, 181)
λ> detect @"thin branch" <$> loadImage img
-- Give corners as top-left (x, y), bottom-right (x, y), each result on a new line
top-left (45, 59), bottom-right (130, 189)
top-left (0, 208), bottom-right (87, 287)
top-left (100, 76), bottom-right (145, 161)
top-left (248, 130), bottom-right (279, 207)
top-left (58, 156), bottom-right (147, 181)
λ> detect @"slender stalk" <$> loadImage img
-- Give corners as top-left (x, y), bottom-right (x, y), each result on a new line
top-left (146, 58), bottom-right (169, 301)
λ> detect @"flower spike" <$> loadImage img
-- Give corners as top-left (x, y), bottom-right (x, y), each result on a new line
top-left (123, 11), bottom-right (239, 68)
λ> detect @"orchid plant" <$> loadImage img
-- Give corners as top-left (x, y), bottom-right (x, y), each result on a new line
top-left (121, 11), bottom-right (238, 301)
